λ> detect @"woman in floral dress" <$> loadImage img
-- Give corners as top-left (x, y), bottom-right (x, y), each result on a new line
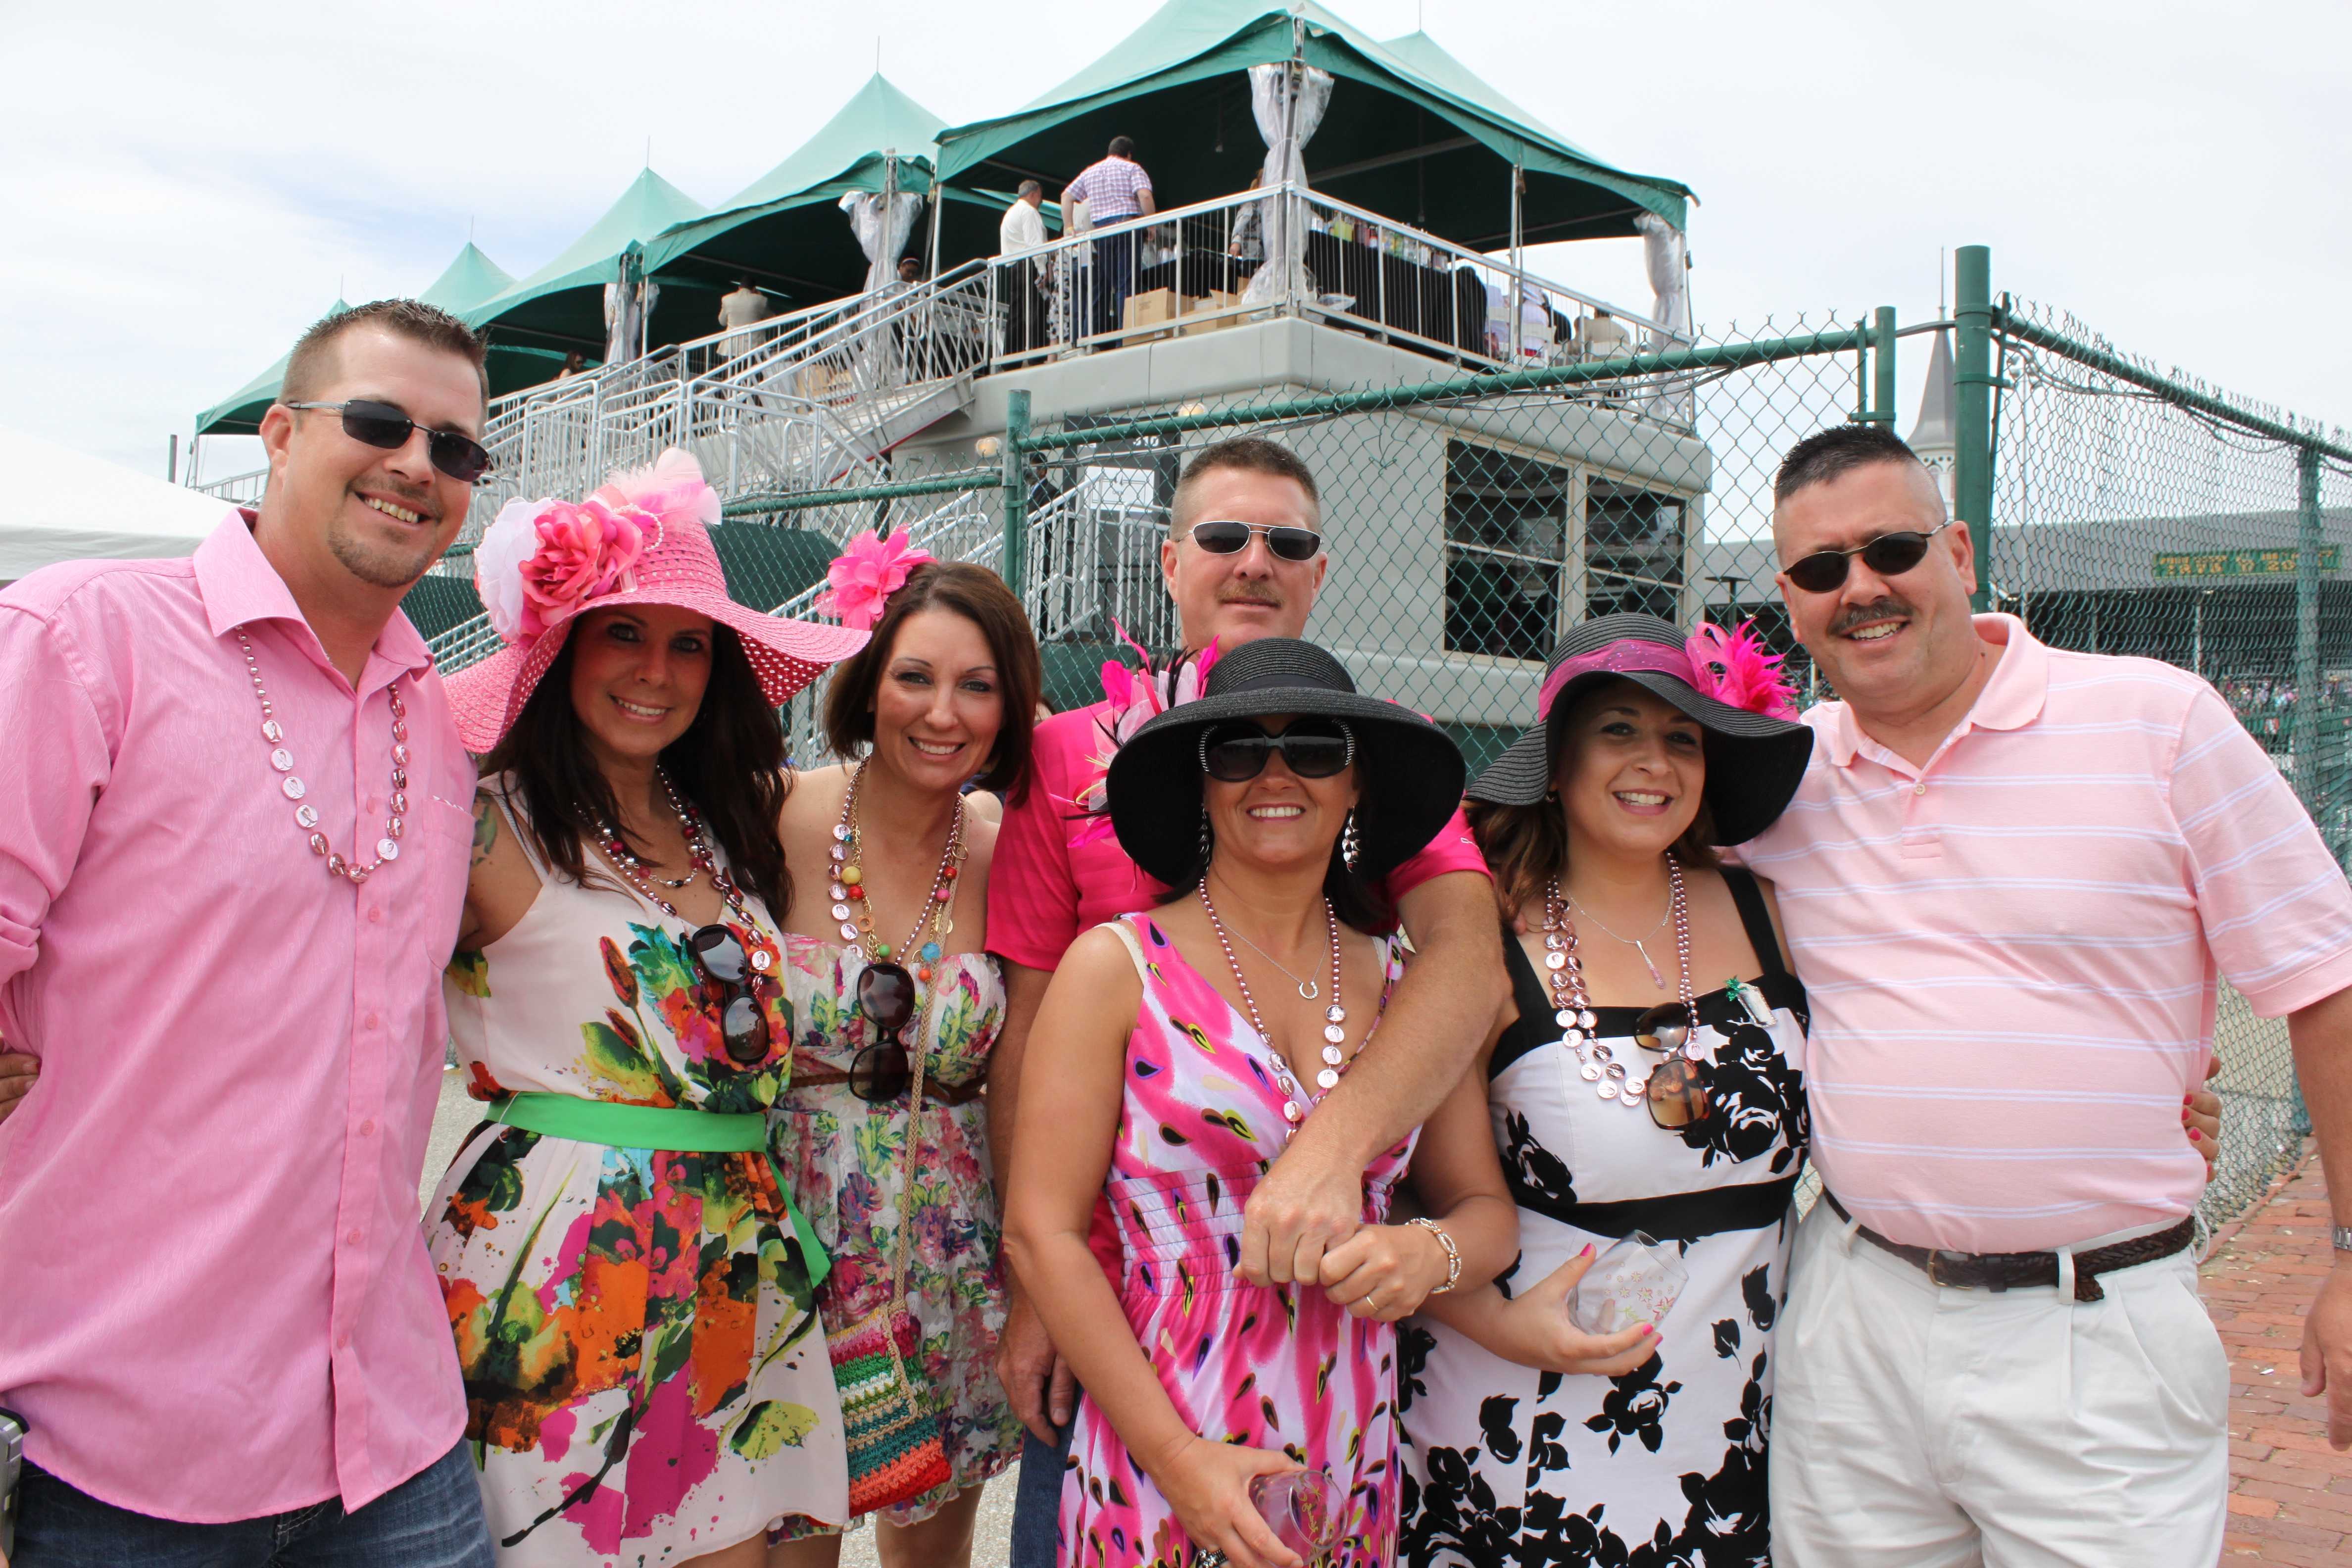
top-left (767, 547), bottom-right (1042, 1568)
top-left (1005, 638), bottom-right (1518, 1568)
top-left (428, 450), bottom-right (868, 1567)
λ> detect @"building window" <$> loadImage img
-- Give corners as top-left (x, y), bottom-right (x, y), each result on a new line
top-left (1444, 440), bottom-right (1572, 660)
top-left (1586, 480), bottom-right (1686, 620)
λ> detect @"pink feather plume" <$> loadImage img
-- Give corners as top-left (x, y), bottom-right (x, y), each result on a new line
top-left (1685, 620), bottom-right (1798, 720)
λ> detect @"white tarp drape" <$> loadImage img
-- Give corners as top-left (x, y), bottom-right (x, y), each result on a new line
top-left (600, 248), bottom-right (658, 365)
top-left (1633, 212), bottom-right (1690, 347)
top-left (1239, 61), bottom-right (1334, 308)
top-left (1633, 212), bottom-right (1693, 422)
top-left (839, 191), bottom-right (928, 295)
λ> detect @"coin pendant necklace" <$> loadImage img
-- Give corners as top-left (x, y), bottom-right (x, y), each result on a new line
top-left (1544, 857), bottom-right (1698, 1110)
top-left (236, 630), bottom-right (408, 883)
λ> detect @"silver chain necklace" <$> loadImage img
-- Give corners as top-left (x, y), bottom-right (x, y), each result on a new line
top-left (1198, 884), bottom-right (1346, 1131)
top-left (1567, 883), bottom-right (1675, 989)
top-left (1220, 922), bottom-right (1322, 999)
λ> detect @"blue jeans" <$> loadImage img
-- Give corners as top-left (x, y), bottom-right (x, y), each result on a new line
top-left (14, 1441), bottom-right (492, 1568)
top-left (1009, 1420), bottom-right (1074, 1568)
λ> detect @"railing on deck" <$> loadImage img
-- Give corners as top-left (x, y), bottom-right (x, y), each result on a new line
top-left (981, 182), bottom-right (1684, 385)
top-left (189, 466), bottom-right (269, 504)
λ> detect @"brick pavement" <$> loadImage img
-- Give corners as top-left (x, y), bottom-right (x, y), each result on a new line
top-left (2205, 1141), bottom-right (2352, 1562)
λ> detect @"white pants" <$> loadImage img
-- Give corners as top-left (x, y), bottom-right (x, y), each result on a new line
top-left (1770, 1200), bottom-right (2227, 1568)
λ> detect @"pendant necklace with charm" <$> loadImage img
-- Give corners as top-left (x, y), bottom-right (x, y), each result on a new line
top-left (1567, 883), bottom-right (1673, 989)
top-left (1200, 885), bottom-right (1347, 1131)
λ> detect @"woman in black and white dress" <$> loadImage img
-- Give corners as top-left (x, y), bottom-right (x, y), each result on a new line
top-left (1396, 614), bottom-right (1816, 1568)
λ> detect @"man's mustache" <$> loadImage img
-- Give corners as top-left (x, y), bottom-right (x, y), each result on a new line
top-left (1830, 597), bottom-right (1910, 636)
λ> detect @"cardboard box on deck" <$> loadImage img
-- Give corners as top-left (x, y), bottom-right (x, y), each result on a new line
top-left (796, 360), bottom-right (851, 399)
top-left (1178, 290), bottom-right (1242, 337)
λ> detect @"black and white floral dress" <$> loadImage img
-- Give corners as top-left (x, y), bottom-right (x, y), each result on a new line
top-left (1398, 869), bottom-right (1809, 1568)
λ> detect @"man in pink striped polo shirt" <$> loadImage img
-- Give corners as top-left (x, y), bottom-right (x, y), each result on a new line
top-left (1751, 423), bottom-right (2352, 1566)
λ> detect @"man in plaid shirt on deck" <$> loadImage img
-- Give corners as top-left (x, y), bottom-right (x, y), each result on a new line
top-left (1061, 136), bottom-right (1155, 338)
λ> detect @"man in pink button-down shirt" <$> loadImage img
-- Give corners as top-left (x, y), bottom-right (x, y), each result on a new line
top-left (0, 302), bottom-right (495, 1566)
top-left (1755, 424), bottom-right (2352, 1567)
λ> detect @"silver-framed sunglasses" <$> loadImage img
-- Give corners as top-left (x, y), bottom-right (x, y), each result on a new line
top-left (1182, 519), bottom-right (1324, 562)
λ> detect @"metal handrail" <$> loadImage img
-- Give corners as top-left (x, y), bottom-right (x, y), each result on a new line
top-left (979, 180), bottom-right (1682, 375)
top-left (190, 466), bottom-right (270, 502)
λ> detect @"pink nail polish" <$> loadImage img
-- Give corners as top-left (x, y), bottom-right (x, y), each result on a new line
top-left (1578, 1243), bottom-right (1595, 1260)
top-left (1640, 1323), bottom-right (1656, 1337)
top-left (2189, 1128), bottom-right (2202, 1141)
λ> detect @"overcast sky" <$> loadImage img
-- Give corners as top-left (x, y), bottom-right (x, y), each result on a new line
top-left (7, 0), bottom-right (2347, 485)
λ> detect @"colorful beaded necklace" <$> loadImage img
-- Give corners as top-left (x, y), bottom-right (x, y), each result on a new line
top-left (828, 761), bottom-right (964, 984)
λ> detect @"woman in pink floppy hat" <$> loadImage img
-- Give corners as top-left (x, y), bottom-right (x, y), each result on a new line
top-left (426, 449), bottom-right (869, 1567)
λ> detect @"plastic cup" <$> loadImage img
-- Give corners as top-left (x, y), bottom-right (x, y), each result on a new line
top-left (1249, 1468), bottom-right (1343, 1561)
top-left (1566, 1230), bottom-right (1689, 1335)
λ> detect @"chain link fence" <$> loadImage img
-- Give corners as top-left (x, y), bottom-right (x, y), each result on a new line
top-left (422, 278), bottom-right (2352, 1235)
top-left (1985, 296), bottom-right (2352, 1231)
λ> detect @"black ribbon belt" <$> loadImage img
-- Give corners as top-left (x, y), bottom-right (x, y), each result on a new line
top-left (1509, 1173), bottom-right (1801, 1243)
top-left (1822, 1192), bottom-right (2196, 1304)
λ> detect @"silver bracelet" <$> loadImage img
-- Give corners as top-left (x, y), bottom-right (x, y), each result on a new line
top-left (1408, 1216), bottom-right (1461, 1294)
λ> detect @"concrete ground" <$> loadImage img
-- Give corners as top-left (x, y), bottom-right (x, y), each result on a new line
top-left (422, 1069), bottom-right (1019, 1568)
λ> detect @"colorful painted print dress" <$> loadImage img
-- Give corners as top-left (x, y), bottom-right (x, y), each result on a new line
top-left (1062, 913), bottom-right (1411, 1568)
top-left (427, 791), bottom-right (848, 1566)
top-left (767, 936), bottom-right (1021, 1538)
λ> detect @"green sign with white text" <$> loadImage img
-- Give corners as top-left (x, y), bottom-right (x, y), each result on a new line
top-left (2153, 546), bottom-right (2342, 580)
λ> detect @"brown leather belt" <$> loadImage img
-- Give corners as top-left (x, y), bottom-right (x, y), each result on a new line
top-left (1822, 1192), bottom-right (2196, 1304)
top-left (786, 1065), bottom-right (986, 1106)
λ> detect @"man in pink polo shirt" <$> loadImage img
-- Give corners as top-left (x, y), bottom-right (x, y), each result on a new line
top-left (987, 436), bottom-right (1502, 1568)
top-left (0, 303), bottom-right (494, 1565)
top-left (1748, 424), bottom-right (2352, 1565)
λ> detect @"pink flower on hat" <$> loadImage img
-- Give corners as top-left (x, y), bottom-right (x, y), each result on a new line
top-left (816, 530), bottom-right (934, 631)
top-left (474, 493), bottom-right (658, 642)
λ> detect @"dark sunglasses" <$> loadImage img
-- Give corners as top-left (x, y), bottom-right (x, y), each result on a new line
top-left (851, 961), bottom-right (917, 1103)
top-left (1198, 718), bottom-right (1355, 783)
top-left (1184, 519), bottom-right (1323, 562)
top-left (1633, 1003), bottom-right (1711, 1131)
top-left (687, 925), bottom-right (773, 1067)
top-left (1782, 520), bottom-right (1954, 594)
top-left (283, 399), bottom-right (494, 484)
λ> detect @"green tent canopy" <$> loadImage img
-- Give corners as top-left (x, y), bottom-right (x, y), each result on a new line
top-left (420, 242), bottom-right (516, 314)
top-left (641, 74), bottom-right (1015, 319)
top-left (465, 168), bottom-right (708, 359)
top-left (192, 242), bottom-right (551, 437)
top-left (932, 0), bottom-right (1688, 255)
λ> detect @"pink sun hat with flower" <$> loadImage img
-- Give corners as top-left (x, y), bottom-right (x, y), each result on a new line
top-left (444, 448), bottom-right (871, 753)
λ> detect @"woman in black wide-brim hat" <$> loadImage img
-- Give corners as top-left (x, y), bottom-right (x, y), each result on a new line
top-left (1001, 638), bottom-right (1520, 1568)
top-left (1395, 610), bottom-right (1819, 1566)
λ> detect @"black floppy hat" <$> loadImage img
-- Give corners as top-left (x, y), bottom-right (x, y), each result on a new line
top-left (1466, 613), bottom-right (1814, 846)
top-left (1106, 638), bottom-right (1467, 887)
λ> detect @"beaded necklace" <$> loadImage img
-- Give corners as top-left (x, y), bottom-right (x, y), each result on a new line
top-left (1543, 857), bottom-right (1699, 1110)
top-left (586, 770), bottom-right (757, 934)
top-left (1198, 883), bottom-right (1348, 1130)
top-left (236, 629), bottom-right (408, 883)
top-left (828, 762), bottom-right (964, 984)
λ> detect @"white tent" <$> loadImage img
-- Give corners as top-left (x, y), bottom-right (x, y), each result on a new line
top-left (0, 428), bottom-right (234, 584)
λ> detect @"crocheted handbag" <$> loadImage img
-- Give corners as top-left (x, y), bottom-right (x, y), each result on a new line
top-left (823, 973), bottom-right (952, 1516)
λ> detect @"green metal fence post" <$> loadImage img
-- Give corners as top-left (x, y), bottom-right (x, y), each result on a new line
top-left (2297, 442), bottom-right (2325, 793)
top-left (1871, 305), bottom-right (1897, 426)
top-left (1001, 390), bottom-right (1031, 599)
top-left (1954, 246), bottom-right (1995, 610)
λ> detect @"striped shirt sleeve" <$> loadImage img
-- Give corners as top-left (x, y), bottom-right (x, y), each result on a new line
top-left (2169, 681), bottom-right (2352, 1016)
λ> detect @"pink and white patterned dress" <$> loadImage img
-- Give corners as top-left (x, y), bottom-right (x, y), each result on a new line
top-left (1061, 913), bottom-right (1411, 1568)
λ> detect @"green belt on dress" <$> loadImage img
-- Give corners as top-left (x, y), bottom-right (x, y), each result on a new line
top-left (485, 1092), bottom-right (828, 1290)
